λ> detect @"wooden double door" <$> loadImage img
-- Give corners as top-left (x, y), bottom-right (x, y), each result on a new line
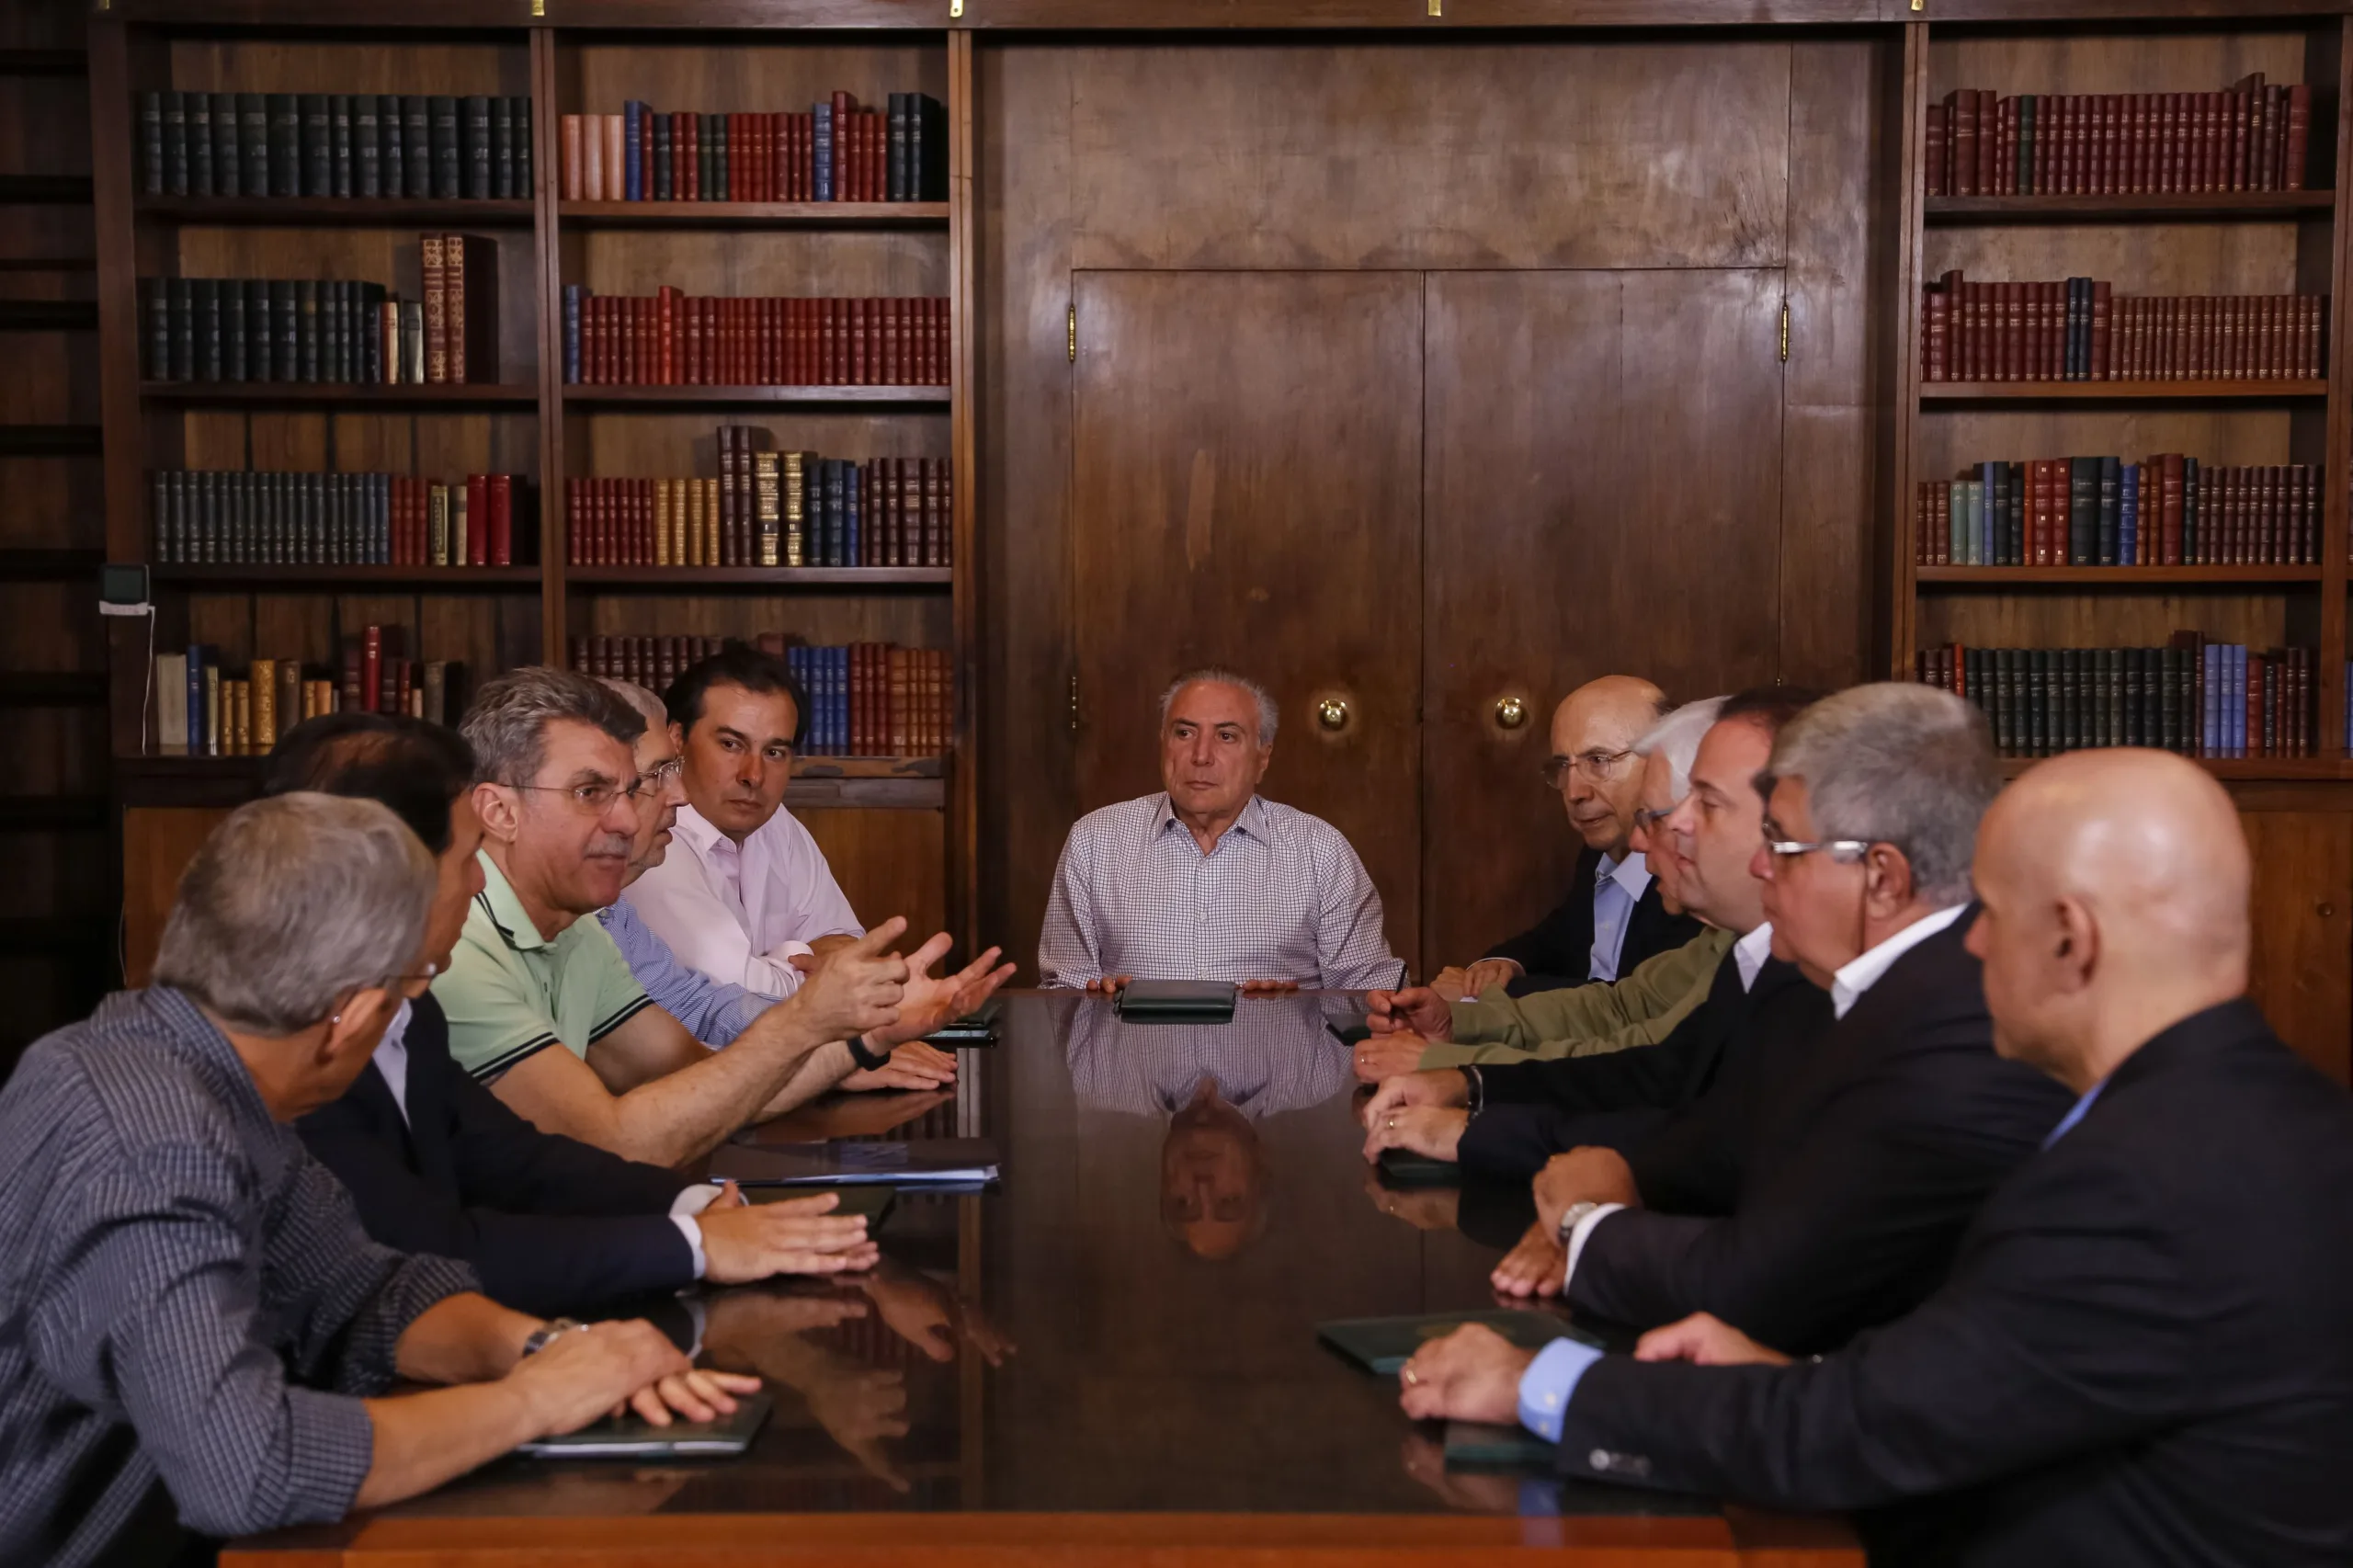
top-left (1068, 268), bottom-right (1787, 978)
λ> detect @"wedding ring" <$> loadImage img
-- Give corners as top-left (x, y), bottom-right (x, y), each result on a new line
top-left (1386, 1118), bottom-right (1398, 1131)
top-left (1402, 1364), bottom-right (1420, 1386)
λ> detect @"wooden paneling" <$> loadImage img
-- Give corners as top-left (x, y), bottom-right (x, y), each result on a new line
top-left (801, 803), bottom-right (945, 942)
top-left (1069, 268), bottom-right (1426, 968)
top-left (1064, 41), bottom-right (1790, 273)
top-left (122, 803), bottom-right (231, 986)
top-left (1420, 268), bottom-right (1785, 972)
top-left (2242, 804), bottom-right (2353, 1085)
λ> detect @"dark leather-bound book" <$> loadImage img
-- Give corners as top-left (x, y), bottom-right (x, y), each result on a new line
top-left (430, 96), bottom-right (460, 199)
top-left (330, 94), bottom-right (352, 199)
top-left (355, 97), bottom-right (380, 199)
top-left (267, 93), bottom-right (299, 196)
top-left (511, 97), bottom-right (531, 199)
top-left (300, 94), bottom-right (329, 197)
top-left (161, 91), bottom-right (188, 197)
top-left (461, 95), bottom-right (491, 200)
top-left (235, 93), bottom-right (266, 196)
top-left (382, 94), bottom-right (407, 199)
top-left (490, 97), bottom-right (512, 200)
top-left (188, 92), bottom-right (214, 197)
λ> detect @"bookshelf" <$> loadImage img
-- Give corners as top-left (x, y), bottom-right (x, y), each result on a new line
top-left (1892, 16), bottom-right (2353, 778)
top-left (86, 16), bottom-right (977, 964)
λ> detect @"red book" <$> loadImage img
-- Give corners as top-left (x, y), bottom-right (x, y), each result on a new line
top-left (770, 112), bottom-right (787, 200)
top-left (489, 473), bottom-right (512, 565)
top-left (562, 114), bottom-right (584, 200)
top-left (465, 473), bottom-right (489, 565)
top-left (564, 478), bottom-right (578, 563)
top-left (360, 625), bottom-right (383, 713)
top-left (1926, 104), bottom-right (1947, 196)
top-left (832, 91), bottom-right (855, 203)
top-left (1949, 90), bottom-right (1976, 197)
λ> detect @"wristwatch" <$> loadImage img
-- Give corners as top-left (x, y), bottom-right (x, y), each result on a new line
top-left (845, 1032), bottom-right (890, 1072)
top-left (521, 1317), bottom-right (585, 1358)
top-left (1554, 1200), bottom-right (1604, 1246)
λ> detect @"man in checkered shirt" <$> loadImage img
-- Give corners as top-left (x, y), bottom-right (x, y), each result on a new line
top-left (1038, 670), bottom-right (1403, 992)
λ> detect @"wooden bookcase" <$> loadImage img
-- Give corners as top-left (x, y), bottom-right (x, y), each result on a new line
top-left (1888, 16), bottom-right (2353, 776)
top-left (87, 17), bottom-right (976, 974)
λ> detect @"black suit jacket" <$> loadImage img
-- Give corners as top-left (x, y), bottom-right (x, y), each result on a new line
top-left (296, 991), bottom-right (698, 1316)
top-left (1567, 911), bottom-right (2074, 1355)
top-left (1552, 999), bottom-right (2353, 1567)
top-left (1487, 846), bottom-right (1707, 995)
top-left (1457, 942), bottom-right (1832, 1183)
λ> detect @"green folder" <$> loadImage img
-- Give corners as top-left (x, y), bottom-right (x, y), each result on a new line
top-left (1315, 1310), bottom-right (1594, 1376)
top-left (1375, 1147), bottom-right (1461, 1188)
top-left (1443, 1419), bottom-right (1558, 1471)
top-left (748, 1183), bottom-right (896, 1230)
top-left (518, 1391), bottom-right (773, 1459)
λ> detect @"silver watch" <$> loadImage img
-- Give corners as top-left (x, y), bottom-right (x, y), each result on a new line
top-left (521, 1317), bottom-right (585, 1358)
top-left (1554, 1200), bottom-right (1603, 1245)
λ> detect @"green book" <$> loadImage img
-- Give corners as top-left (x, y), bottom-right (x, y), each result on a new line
top-left (1444, 1419), bottom-right (1557, 1471)
top-left (1375, 1147), bottom-right (1460, 1188)
top-left (1315, 1310), bottom-right (1593, 1376)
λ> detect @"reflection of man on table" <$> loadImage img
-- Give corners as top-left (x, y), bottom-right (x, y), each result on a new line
top-left (1064, 994), bottom-right (1356, 1258)
top-left (1039, 670), bottom-right (1403, 992)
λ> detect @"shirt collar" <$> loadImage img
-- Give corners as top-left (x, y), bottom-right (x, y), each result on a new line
top-left (2041, 1078), bottom-right (2107, 1150)
top-left (1597, 850), bottom-right (1652, 901)
top-left (474, 850), bottom-right (552, 952)
top-left (671, 803), bottom-right (729, 858)
top-left (1732, 921), bottom-right (1776, 992)
top-left (378, 997), bottom-right (414, 1056)
top-left (128, 985), bottom-right (289, 1150)
top-left (1829, 903), bottom-right (1970, 1020)
top-left (1151, 791), bottom-right (1267, 844)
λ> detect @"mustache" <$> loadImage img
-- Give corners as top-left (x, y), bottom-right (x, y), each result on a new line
top-left (585, 832), bottom-right (633, 858)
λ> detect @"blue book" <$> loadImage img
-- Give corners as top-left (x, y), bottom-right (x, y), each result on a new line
top-left (812, 105), bottom-right (833, 201)
top-left (2119, 464), bottom-right (2139, 565)
top-left (2231, 645), bottom-right (2248, 759)
top-left (827, 646), bottom-right (847, 754)
top-left (844, 463), bottom-right (861, 567)
top-left (1947, 481), bottom-right (1964, 567)
top-left (623, 101), bottom-right (643, 200)
top-left (563, 285), bottom-right (583, 383)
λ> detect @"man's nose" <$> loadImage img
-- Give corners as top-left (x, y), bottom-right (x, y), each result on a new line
top-left (664, 771), bottom-right (688, 807)
top-left (601, 791), bottom-right (637, 834)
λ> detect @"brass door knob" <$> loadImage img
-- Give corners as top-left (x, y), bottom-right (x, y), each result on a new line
top-left (1316, 698), bottom-right (1349, 731)
top-left (1495, 696), bottom-right (1529, 729)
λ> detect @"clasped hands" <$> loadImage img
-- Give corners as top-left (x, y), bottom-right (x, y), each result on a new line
top-left (1358, 1069), bottom-right (1471, 1164)
top-left (1393, 1313), bottom-right (1793, 1426)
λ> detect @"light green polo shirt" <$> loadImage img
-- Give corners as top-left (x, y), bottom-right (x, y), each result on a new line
top-left (434, 850), bottom-right (654, 1082)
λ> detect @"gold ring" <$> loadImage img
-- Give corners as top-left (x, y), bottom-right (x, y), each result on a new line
top-left (1386, 1118), bottom-right (1398, 1131)
top-left (1402, 1364), bottom-right (1420, 1386)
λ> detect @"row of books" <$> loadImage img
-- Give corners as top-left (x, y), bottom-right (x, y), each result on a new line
top-left (143, 241), bottom-right (499, 384)
top-left (1926, 77), bottom-right (2313, 199)
top-left (1920, 278), bottom-right (2323, 382)
top-left (563, 455), bottom-right (950, 569)
top-left (562, 289), bottom-right (948, 387)
top-left (558, 94), bottom-right (946, 204)
top-left (142, 92), bottom-right (530, 203)
top-left (148, 469), bottom-right (524, 567)
top-left (156, 634), bottom-right (466, 755)
top-left (1915, 639), bottom-right (2318, 759)
top-left (1915, 459), bottom-right (2321, 568)
top-left (564, 632), bottom-right (949, 757)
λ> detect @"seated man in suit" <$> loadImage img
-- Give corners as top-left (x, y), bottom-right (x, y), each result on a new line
top-left (1359, 689), bottom-right (1832, 1178)
top-left (0, 794), bottom-right (745, 1568)
top-left (1038, 669), bottom-right (1402, 990)
top-left (435, 666), bottom-right (1012, 1165)
top-left (1486, 683), bottom-right (2073, 1356)
top-left (1400, 748), bottom-right (2353, 1567)
top-left (278, 713), bottom-right (883, 1316)
top-left (1352, 696), bottom-right (1737, 1082)
top-left (1435, 675), bottom-right (1702, 1001)
top-left (595, 676), bottom-right (953, 1092)
top-left (624, 642), bottom-right (863, 999)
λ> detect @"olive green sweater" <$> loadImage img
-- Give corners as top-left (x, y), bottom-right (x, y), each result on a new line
top-left (1415, 926), bottom-right (1734, 1069)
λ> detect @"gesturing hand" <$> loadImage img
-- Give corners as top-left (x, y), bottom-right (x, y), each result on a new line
top-left (1396, 1324), bottom-right (1539, 1426)
top-left (1635, 1312), bottom-right (1791, 1369)
top-left (789, 918), bottom-right (912, 1044)
top-left (865, 936), bottom-right (1016, 1050)
top-left (697, 1189), bottom-right (881, 1283)
top-left (1364, 986), bottom-right (1453, 1040)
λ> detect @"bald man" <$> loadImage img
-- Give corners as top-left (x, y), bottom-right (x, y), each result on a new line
top-left (1396, 750), bottom-right (2353, 1567)
top-left (1439, 676), bottom-right (1704, 1001)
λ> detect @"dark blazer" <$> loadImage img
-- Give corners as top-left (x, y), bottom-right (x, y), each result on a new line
top-left (1551, 998), bottom-right (2353, 1568)
top-left (1566, 910), bottom-right (2075, 1355)
top-left (296, 991), bottom-right (698, 1317)
top-left (1487, 846), bottom-right (1707, 995)
top-left (1456, 941), bottom-right (1832, 1183)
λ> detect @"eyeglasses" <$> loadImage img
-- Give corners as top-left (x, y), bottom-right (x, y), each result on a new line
top-left (503, 778), bottom-right (650, 814)
top-left (636, 756), bottom-right (685, 793)
top-left (1764, 837), bottom-right (1873, 864)
top-left (1541, 749), bottom-right (1635, 789)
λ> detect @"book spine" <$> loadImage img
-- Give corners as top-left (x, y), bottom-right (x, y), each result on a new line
top-left (422, 233), bottom-right (448, 383)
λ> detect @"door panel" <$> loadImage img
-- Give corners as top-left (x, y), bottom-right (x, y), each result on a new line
top-left (1070, 270), bottom-right (1426, 965)
top-left (1420, 269), bottom-right (1786, 976)
top-left (2242, 808), bottom-right (2353, 1085)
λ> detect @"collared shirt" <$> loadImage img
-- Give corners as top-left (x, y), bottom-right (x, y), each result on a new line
top-left (598, 896), bottom-right (767, 1048)
top-left (0, 986), bottom-right (477, 1567)
top-left (1037, 792), bottom-right (1402, 991)
top-left (1587, 851), bottom-right (1653, 983)
top-left (624, 803), bottom-right (863, 998)
top-left (1828, 903), bottom-right (1972, 1020)
top-left (1732, 921), bottom-right (1777, 992)
top-left (372, 996), bottom-right (415, 1123)
top-left (434, 851), bottom-right (655, 1082)
top-left (2042, 1079), bottom-right (2109, 1150)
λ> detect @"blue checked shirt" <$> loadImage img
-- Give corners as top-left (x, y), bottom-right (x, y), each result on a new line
top-left (0, 987), bottom-right (477, 1566)
top-left (597, 896), bottom-right (768, 1048)
top-left (1038, 793), bottom-right (1403, 991)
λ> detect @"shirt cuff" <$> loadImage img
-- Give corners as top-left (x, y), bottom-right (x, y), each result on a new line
top-left (1517, 1336), bottom-right (1605, 1443)
top-left (671, 1184), bottom-right (722, 1218)
top-left (1562, 1202), bottom-right (1627, 1292)
top-left (670, 1197), bottom-right (713, 1281)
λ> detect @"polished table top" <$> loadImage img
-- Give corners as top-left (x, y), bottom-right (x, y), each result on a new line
top-left (230, 992), bottom-right (1859, 1564)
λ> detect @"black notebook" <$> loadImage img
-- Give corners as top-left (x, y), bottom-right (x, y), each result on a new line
top-left (747, 1182), bottom-right (896, 1229)
top-left (926, 996), bottom-right (1003, 1046)
top-left (1316, 1310), bottom-right (1594, 1376)
top-left (710, 1138), bottom-right (999, 1188)
top-left (518, 1391), bottom-right (772, 1459)
top-left (1116, 979), bottom-right (1237, 1022)
top-left (1375, 1147), bottom-right (1461, 1188)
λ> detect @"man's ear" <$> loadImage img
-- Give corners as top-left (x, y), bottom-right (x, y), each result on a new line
top-left (1863, 843), bottom-right (1919, 917)
top-left (472, 779), bottom-right (520, 843)
top-left (668, 719), bottom-right (685, 754)
top-left (318, 986), bottom-right (397, 1069)
top-left (2051, 895), bottom-right (2100, 992)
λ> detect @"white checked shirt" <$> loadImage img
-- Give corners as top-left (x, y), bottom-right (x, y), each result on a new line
top-left (1037, 792), bottom-right (1402, 991)
top-left (622, 802), bottom-right (863, 998)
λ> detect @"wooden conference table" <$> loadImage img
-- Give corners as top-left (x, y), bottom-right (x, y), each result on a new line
top-left (228, 991), bottom-right (1861, 1567)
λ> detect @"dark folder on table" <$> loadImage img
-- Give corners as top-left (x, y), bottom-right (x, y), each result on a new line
top-left (1315, 1310), bottom-right (1595, 1376)
top-left (518, 1391), bottom-right (773, 1459)
top-left (1375, 1147), bottom-right (1461, 1188)
top-left (1115, 979), bottom-right (1237, 1022)
top-left (1443, 1419), bottom-right (1559, 1471)
top-left (926, 996), bottom-right (1004, 1046)
top-left (710, 1138), bottom-right (999, 1188)
top-left (748, 1182), bottom-right (897, 1229)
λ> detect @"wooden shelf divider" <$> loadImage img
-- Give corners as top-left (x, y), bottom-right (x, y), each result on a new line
top-left (152, 564), bottom-right (541, 588)
top-left (1916, 566), bottom-right (2326, 587)
top-left (1921, 380), bottom-right (2329, 403)
top-left (557, 200), bottom-right (948, 229)
top-left (560, 383), bottom-right (950, 406)
top-left (141, 381), bottom-right (539, 406)
top-left (564, 565), bottom-right (951, 589)
top-left (135, 196), bottom-right (535, 227)
top-left (1925, 190), bottom-right (2333, 225)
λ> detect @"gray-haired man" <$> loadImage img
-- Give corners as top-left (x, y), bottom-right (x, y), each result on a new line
top-left (0, 794), bottom-right (745, 1568)
top-left (1037, 668), bottom-right (1402, 990)
top-left (434, 667), bottom-right (1011, 1167)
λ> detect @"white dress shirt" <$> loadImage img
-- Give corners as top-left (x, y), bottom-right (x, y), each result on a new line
top-left (1587, 851), bottom-right (1654, 983)
top-left (1829, 903), bottom-right (1971, 1020)
top-left (1731, 920), bottom-right (1777, 992)
top-left (623, 801), bottom-right (864, 998)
